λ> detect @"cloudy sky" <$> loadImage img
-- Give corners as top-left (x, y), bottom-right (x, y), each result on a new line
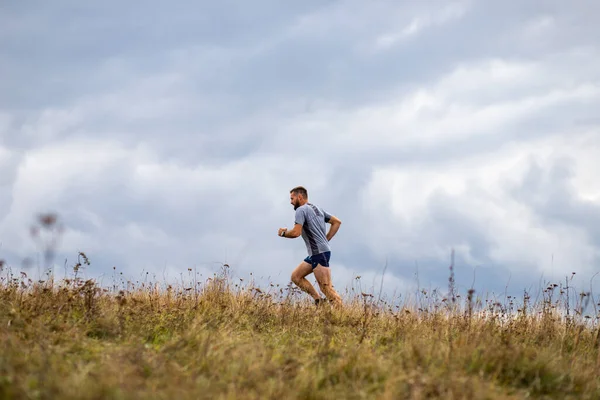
top-left (1, 0), bottom-right (599, 303)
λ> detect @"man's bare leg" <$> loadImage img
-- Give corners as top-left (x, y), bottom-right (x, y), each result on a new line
top-left (291, 262), bottom-right (320, 300)
top-left (313, 265), bottom-right (343, 307)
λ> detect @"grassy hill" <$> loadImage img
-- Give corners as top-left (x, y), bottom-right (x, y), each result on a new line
top-left (1, 259), bottom-right (599, 399)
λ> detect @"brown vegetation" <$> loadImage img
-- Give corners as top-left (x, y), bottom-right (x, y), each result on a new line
top-left (1, 255), bottom-right (599, 399)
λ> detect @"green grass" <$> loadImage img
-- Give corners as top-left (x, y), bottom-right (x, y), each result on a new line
top-left (1, 261), bottom-right (600, 400)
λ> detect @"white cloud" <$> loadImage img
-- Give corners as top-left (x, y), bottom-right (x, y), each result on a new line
top-left (360, 131), bottom-right (600, 281)
top-left (374, 2), bottom-right (469, 50)
top-left (273, 50), bottom-right (600, 162)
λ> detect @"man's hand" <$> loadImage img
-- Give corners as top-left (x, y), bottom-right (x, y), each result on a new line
top-left (278, 228), bottom-right (287, 237)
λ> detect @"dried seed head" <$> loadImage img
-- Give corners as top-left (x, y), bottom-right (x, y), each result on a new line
top-left (38, 213), bottom-right (58, 227)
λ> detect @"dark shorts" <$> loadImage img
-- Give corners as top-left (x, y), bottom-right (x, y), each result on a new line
top-left (304, 251), bottom-right (331, 269)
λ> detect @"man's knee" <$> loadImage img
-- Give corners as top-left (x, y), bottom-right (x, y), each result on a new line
top-left (291, 272), bottom-right (300, 285)
top-left (291, 271), bottom-right (306, 285)
top-left (292, 262), bottom-right (313, 285)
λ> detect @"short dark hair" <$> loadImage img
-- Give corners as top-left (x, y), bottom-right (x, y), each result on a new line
top-left (290, 186), bottom-right (308, 198)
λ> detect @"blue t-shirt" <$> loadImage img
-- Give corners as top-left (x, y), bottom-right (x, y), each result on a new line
top-left (294, 203), bottom-right (332, 256)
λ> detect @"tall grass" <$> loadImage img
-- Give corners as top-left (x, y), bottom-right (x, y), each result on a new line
top-left (1, 215), bottom-right (599, 399)
top-left (1, 260), bottom-right (599, 399)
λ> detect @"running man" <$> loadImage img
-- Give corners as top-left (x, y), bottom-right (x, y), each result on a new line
top-left (278, 186), bottom-right (343, 307)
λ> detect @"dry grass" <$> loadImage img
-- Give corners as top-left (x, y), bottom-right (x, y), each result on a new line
top-left (1, 215), bottom-right (599, 399)
top-left (1, 255), bottom-right (600, 400)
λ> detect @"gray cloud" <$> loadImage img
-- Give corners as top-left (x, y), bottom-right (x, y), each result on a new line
top-left (510, 157), bottom-right (600, 252)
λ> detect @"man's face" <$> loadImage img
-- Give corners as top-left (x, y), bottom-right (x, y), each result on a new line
top-left (290, 193), bottom-right (301, 210)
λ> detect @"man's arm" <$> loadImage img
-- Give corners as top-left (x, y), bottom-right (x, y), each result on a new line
top-left (278, 224), bottom-right (302, 238)
top-left (326, 215), bottom-right (342, 241)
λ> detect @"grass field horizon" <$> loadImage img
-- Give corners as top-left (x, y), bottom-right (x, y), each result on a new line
top-left (2, 215), bottom-right (600, 399)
